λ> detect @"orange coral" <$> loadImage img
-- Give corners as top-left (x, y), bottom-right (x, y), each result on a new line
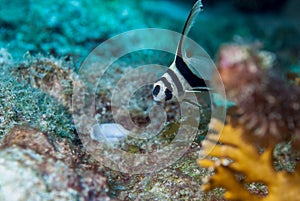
top-left (204, 42), bottom-right (300, 201)
top-left (198, 119), bottom-right (300, 201)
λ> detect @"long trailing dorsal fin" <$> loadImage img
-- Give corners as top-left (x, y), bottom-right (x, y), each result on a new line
top-left (175, 0), bottom-right (203, 60)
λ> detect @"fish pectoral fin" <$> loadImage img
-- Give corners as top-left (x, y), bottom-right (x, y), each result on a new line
top-left (185, 87), bottom-right (214, 93)
top-left (182, 99), bottom-right (212, 114)
top-left (182, 98), bottom-right (202, 108)
top-left (185, 90), bottom-right (204, 94)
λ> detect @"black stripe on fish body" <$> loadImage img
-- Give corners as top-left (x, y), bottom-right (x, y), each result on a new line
top-left (165, 88), bottom-right (173, 101)
top-left (175, 56), bottom-right (208, 90)
top-left (166, 69), bottom-right (184, 97)
top-left (160, 77), bottom-right (173, 92)
top-left (160, 77), bottom-right (173, 101)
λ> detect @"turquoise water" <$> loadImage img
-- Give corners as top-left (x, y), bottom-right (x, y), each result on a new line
top-left (0, 0), bottom-right (299, 69)
top-left (0, 1), bottom-right (300, 200)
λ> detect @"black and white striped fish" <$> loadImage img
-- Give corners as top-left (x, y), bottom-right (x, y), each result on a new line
top-left (152, 0), bottom-right (213, 107)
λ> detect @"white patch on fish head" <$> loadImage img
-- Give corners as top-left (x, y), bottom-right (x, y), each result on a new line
top-left (152, 80), bottom-right (166, 102)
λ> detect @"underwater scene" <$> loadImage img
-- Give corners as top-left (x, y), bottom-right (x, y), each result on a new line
top-left (0, 0), bottom-right (300, 200)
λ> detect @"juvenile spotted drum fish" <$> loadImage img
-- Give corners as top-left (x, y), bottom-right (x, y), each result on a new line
top-left (152, 0), bottom-right (213, 107)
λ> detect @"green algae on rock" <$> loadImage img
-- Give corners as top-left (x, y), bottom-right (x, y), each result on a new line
top-left (12, 54), bottom-right (78, 110)
top-left (0, 50), bottom-right (76, 140)
top-left (0, 74), bottom-right (74, 140)
top-left (115, 143), bottom-right (216, 201)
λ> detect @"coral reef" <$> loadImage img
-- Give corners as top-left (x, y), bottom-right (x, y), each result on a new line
top-left (216, 43), bottom-right (273, 101)
top-left (0, 75), bottom-right (74, 140)
top-left (234, 74), bottom-right (300, 149)
top-left (13, 54), bottom-right (78, 110)
top-left (116, 143), bottom-right (209, 201)
top-left (0, 125), bottom-right (114, 201)
top-left (1, 0), bottom-right (299, 199)
top-left (199, 43), bottom-right (300, 200)
top-left (216, 44), bottom-right (300, 149)
top-left (2, 126), bottom-right (80, 166)
top-left (0, 49), bottom-right (75, 140)
top-left (199, 119), bottom-right (300, 201)
top-left (0, 49), bottom-right (115, 199)
top-left (0, 0), bottom-right (149, 59)
top-left (0, 47), bottom-right (212, 200)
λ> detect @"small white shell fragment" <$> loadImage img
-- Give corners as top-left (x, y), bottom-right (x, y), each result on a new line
top-left (92, 123), bottom-right (130, 147)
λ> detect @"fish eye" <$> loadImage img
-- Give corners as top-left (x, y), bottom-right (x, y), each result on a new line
top-left (152, 85), bottom-right (160, 96)
top-left (165, 88), bottom-right (173, 101)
